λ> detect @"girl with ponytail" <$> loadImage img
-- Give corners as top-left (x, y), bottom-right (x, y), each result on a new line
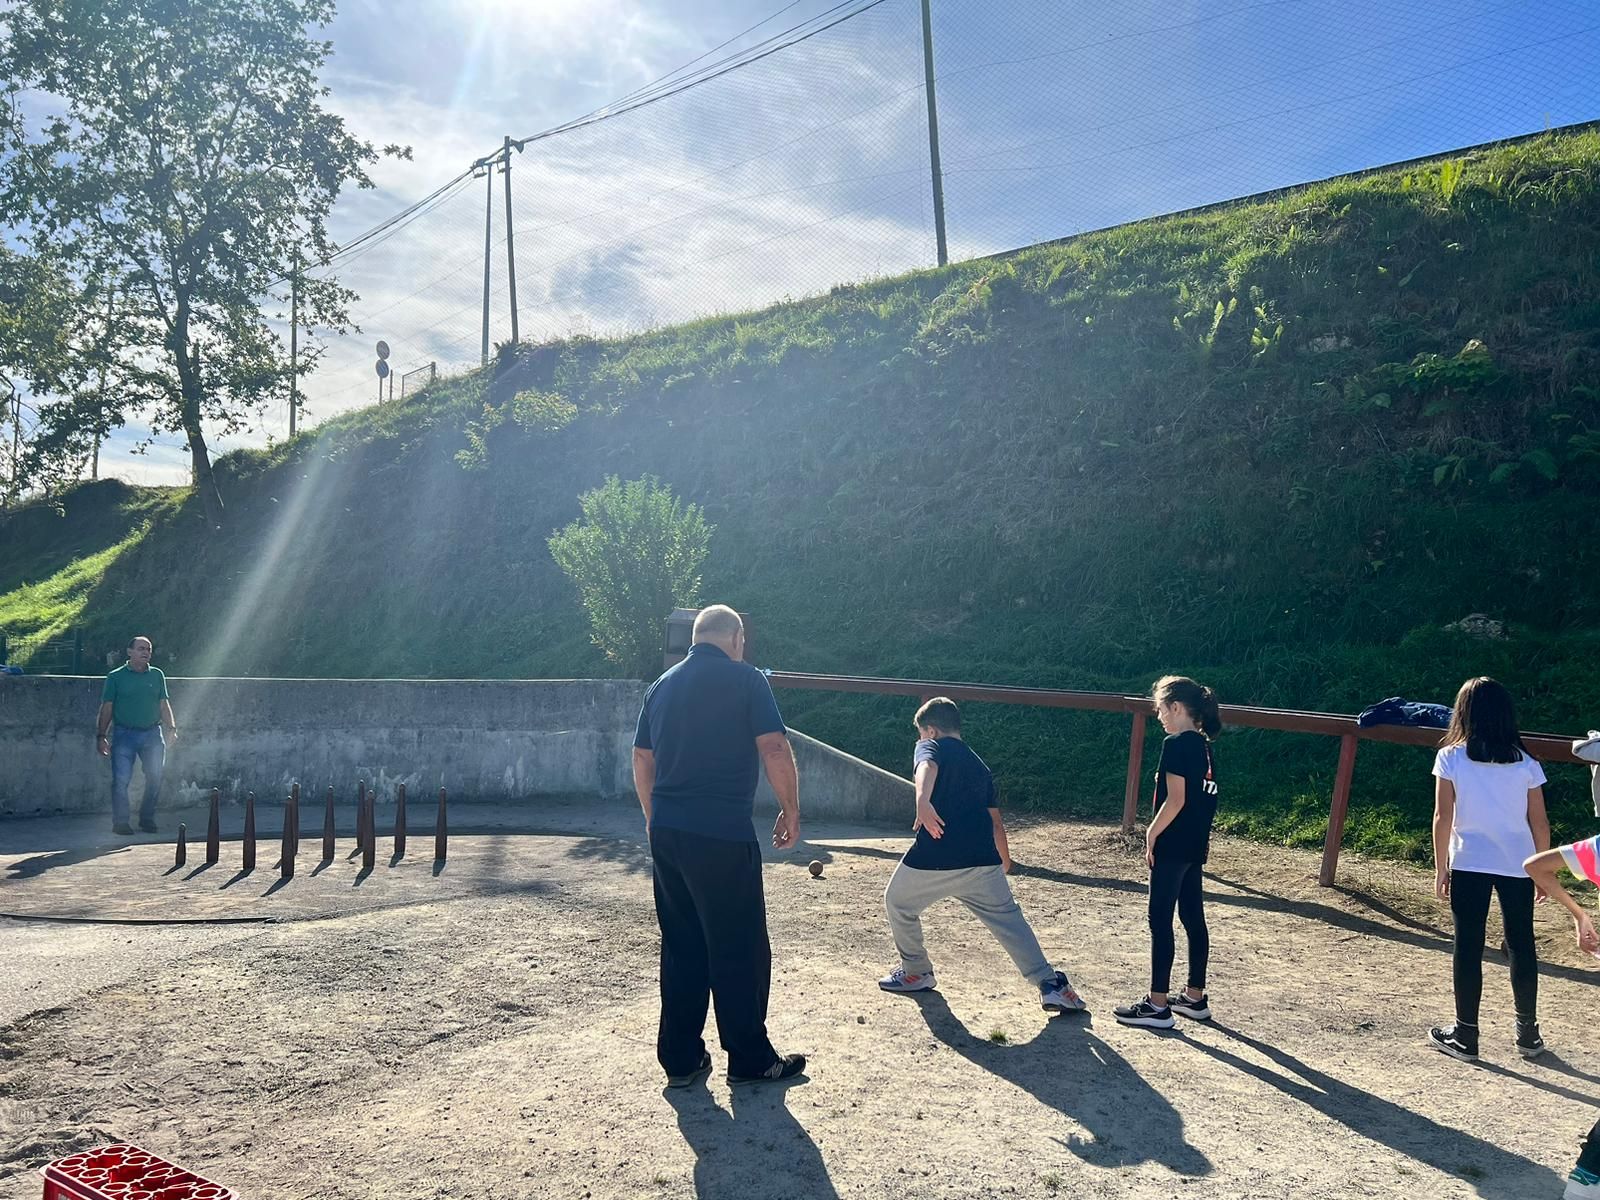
top-left (1115, 676), bottom-right (1222, 1030)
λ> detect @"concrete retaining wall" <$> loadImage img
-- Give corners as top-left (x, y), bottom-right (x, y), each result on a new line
top-left (0, 676), bottom-right (911, 825)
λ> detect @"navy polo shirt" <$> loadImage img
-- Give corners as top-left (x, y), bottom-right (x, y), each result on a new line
top-left (634, 643), bottom-right (787, 842)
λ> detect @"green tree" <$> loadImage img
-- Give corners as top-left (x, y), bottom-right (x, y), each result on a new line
top-left (0, 0), bottom-right (404, 526)
top-left (548, 476), bottom-right (714, 678)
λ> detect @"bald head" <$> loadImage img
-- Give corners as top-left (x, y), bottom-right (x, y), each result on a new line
top-left (691, 605), bottom-right (744, 659)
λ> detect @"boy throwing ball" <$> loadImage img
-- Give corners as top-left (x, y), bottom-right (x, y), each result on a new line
top-left (877, 697), bottom-right (1085, 1013)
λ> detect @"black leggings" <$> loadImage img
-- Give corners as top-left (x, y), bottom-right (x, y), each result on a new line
top-left (1149, 857), bottom-right (1209, 995)
top-left (1449, 869), bottom-right (1537, 1026)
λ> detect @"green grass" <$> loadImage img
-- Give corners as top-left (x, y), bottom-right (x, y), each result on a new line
top-left (3, 128), bottom-right (1599, 860)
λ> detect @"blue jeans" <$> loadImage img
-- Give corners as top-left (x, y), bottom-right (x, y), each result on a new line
top-left (110, 725), bottom-right (165, 827)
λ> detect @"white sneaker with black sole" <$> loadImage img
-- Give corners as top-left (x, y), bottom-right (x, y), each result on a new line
top-left (1114, 995), bottom-right (1175, 1029)
top-left (1169, 991), bottom-right (1211, 1021)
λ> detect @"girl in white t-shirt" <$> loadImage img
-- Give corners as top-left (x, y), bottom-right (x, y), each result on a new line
top-left (1428, 676), bottom-right (1551, 1063)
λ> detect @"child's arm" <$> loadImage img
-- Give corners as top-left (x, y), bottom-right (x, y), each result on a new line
top-left (1145, 775), bottom-right (1185, 868)
top-left (990, 809), bottom-right (1012, 873)
top-left (913, 761), bottom-right (944, 839)
top-left (1524, 847), bottom-right (1599, 953)
top-left (1432, 777), bottom-right (1455, 901)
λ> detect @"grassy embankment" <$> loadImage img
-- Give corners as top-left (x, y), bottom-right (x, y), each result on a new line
top-left (4, 129), bottom-right (1600, 859)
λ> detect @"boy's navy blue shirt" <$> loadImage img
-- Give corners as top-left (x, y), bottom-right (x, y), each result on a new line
top-left (903, 736), bottom-right (1002, 871)
top-left (634, 643), bottom-right (786, 843)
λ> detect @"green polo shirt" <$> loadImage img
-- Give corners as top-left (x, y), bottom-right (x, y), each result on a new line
top-left (101, 664), bottom-right (169, 729)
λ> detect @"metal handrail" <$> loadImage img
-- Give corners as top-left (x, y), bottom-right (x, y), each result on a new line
top-left (766, 669), bottom-right (1587, 886)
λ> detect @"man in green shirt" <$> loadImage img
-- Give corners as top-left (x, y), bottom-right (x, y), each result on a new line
top-left (95, 636), bottom-right (178, 834)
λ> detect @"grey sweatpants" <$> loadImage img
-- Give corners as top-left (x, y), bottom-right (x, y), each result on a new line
top-left (884, 860), bottom-right (1053, 982)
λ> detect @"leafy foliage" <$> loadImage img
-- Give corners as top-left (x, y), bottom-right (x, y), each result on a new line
top-left (0, 0), bottom-right (402, 521)
top-left (547, 476), bottom-right (713, 678)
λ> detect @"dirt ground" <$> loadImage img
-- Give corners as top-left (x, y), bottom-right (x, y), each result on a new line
top-left (2, 798), bottom-right (1598, 1200)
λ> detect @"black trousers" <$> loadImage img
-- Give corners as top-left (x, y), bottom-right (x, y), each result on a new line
top-left (650, 825), bottom-right (778, 1078)
top-left (1149, 856), bottom-right (1209, 995)
top-left (1449, 869), bottom-right (1538, 1025)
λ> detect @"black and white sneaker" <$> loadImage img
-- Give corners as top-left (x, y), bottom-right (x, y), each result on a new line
top-left (1169, 990), bottom-right (1212, 1021)
top-left (665, 1051), bottom-right (712, 1089)
top-left (1114, 995), bottom-right (1175, 1029)
top-left (1516, 1020), bottom-right (1546, 1060)
top-left (728, 1053), bottom-right (807, 1086)
top-left (1427, 1023), bottom-right (1479, 1063)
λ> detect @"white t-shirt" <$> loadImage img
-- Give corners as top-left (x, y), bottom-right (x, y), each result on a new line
top-left (1433, 743), bottom-right (1547, 876)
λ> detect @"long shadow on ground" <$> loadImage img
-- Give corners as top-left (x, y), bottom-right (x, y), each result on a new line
top-left (664, 1077), bottom-right (836, 1200)
top-left (818, 841), bottom-right (1594, 985)
top-left (1188, 1022), bottom-right (1563, 1200)
top-left (911, 991), bottom-right (1211, 1176)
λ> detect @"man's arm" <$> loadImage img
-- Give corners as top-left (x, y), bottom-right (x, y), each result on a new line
top-left (159, 698), bottom-right (178, 743)
top-left (758, 731), bottom-right (799, 849)
top-left (95, 701), bottom-right (113, 756)
top-left (632, 747), bottom-right (655, 827)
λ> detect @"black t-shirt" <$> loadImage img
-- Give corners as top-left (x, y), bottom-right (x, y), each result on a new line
top-left (633, 644), bottom-right (787, 842)
top-left (902, 737), bottom-right (1002, 871)
top-left (1151, 731), bottom-right (1218, 864)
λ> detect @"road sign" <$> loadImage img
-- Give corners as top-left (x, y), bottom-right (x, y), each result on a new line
top-left (376, 360), bottom-right (390, 379)
top-left (375, 340), bottom-right (390, 360)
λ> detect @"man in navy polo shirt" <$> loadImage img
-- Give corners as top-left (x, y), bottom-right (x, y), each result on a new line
top-left (633, 604), bottom-right (807, 1089)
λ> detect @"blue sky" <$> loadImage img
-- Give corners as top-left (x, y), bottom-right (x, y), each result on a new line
top-left (73, 0), bottom-right (1600, 484)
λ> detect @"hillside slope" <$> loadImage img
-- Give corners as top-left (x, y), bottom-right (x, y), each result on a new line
top-left (5, 129), bottom-right (1600, 857)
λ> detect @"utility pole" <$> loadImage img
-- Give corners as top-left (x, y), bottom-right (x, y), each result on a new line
top-left (92, 285), bottom-right (114, 480)
top-left (288, 254), bottom-right (300, 438)
top-left (480, 154), bottom-right (494, 367)
top-left (503, 135), bottom-right (521, 347)
top-left (920, 0), bottom-right (949, 267)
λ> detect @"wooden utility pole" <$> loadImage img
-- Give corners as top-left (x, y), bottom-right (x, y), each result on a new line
top-left (920, 0), bottom-right (949, 267)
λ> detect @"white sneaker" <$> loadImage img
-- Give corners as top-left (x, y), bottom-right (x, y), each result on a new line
top-left (878, 967), bottom-right (936, 992)
top-left (1039, 971), bottom-right (1087, 1012)
top-left (1566, 1166), bottom-right (1600, 1200)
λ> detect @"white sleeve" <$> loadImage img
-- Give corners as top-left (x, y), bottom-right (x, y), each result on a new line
top-left (1431, 747), bottom-right (1453, 781)
top-left (1526, 755), bottom-right (1548, 788)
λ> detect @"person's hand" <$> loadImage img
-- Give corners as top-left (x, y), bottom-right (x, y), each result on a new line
top-left (1001, 855), bottom-right (1014, 875)
top-left (1144, 830), bottom-right (1157, 870)
top-left (96, 734), bottom-right (109, 757)
top-left (772, 808), bottom-right (799, 850)
top-left (1576, 912), bottom-right (1599, 956)
top-left (1435, 870), bottom-right (1451, 902)
top-left (165, 726), bottom-right (179, 745)
top-left (912, 801), bottom-right (944, 839)
top-left (1535, 882), bottom-right (1549, 905)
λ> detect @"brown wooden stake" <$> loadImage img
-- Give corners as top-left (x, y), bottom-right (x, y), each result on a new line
top-left (1121, 711), bottom-right (1147, 834)
top-left (175, 822), bottom-right (187, 867)
top-left (394, 783), bottom-right (407, 858)
top-left (205, 787), bottom-right (220, 864)
top-left (353, 780), bottom-right (367, 858)
top-left (435, 787), bottom-right (448, 862)
top-left (363, 788), bottom-right (376, 873)
top-left (243, 791), bottom-right (256, 872)
top-left (1319, 733), bottom-right (1360, 887)
top-left (280, 796), bottom-right (295, 880)
top-left (323, 784), bottom-right (335, 862)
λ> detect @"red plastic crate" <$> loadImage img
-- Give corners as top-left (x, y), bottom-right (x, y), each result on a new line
top-left (40, 1143), bottom-right (236, 1200)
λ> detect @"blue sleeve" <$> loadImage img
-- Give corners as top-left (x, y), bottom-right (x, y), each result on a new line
top-left (986, 771), bottom-right (998, 810)
top-left (633, 696), bottom-right (653, 750)
top-left (748, 670), bottom-right (785, 737)
top-left (913, 738), bottom-right (940, 768)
